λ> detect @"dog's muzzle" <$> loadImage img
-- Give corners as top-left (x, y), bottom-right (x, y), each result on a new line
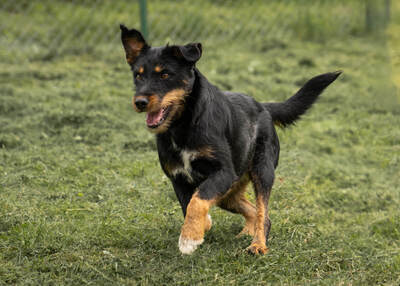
top-left (135, 97), bottom-right (148, 111)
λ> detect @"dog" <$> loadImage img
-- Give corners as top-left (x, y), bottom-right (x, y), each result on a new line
top-left (119, 25), bottom-right (340, 255)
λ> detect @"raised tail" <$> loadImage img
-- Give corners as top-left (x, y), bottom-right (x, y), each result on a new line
top-left (264, 71), bottom-right (341, 127)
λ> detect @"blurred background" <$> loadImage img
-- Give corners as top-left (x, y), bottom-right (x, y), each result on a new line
top-left (0, 0), bottom-right (396, 60)
top-left (1, 1), bottom-right (399, 284)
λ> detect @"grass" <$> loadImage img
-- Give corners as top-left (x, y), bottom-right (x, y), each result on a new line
top-left (387, 0), bottom-right (400, 97)
top-left (1, 1), bottom-right (400, 285)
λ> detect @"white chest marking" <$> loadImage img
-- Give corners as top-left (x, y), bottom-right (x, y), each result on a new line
top-left (171, 150), bottom-right (199, 182)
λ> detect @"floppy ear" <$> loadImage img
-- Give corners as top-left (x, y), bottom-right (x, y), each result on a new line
top-left (173, 43), bottom-right (202, 63)
top-left (120, 24), bottom-right (149, 64)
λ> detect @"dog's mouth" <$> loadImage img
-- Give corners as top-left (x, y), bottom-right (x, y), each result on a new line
top-left (146, 106), bottom-right (172, 128)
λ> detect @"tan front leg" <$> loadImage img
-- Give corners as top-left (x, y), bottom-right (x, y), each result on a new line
top-left (179, 192), bottom-right (214, 254)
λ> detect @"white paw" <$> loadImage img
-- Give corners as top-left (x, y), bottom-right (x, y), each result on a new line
top-left (207, 214), bottom-right (212, 226)
top-left (178, 234), bottom-right (204, 255)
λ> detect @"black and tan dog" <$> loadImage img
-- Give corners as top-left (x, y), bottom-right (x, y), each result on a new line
top-left (120, 25), bottom-right (340, 255)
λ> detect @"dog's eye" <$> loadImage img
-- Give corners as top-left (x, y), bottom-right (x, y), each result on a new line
top-left (135, 73), bottom-right (142, 80)
top-left (160, 73), bottom-right (169, 79)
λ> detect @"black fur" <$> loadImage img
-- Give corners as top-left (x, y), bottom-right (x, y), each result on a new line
top-left (264, 71), bottom-right (341, 127)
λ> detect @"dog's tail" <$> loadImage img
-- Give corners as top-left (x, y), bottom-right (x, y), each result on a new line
top-left (264, 71), bottom-right (341, 128)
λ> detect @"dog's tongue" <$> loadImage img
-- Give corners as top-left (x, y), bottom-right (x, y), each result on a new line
top-left (146, 109), bottom-right (164, 127)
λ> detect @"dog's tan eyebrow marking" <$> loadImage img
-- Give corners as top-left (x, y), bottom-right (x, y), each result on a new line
top-left (154, 65), bottom-right (162, 72)
top-left (138, 66), bottom-right (144, 74)
top-left (182, 79), bottom-right (189, 84)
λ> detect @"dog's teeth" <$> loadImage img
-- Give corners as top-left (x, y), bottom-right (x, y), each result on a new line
top-left (178, 235), bottom-right (203, 255)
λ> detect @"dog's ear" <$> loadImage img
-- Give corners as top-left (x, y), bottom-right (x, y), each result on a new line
top-left (172, 43), bottom-right (202, 64)
top-left (120, 24), bottom-right (149, 64)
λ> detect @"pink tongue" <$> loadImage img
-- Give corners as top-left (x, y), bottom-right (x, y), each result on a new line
top-left (146, 109), bottom-right (164, 126)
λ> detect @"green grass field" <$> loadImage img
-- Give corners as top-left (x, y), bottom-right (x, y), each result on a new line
top-left (1, 1), bottom-right (400, 285)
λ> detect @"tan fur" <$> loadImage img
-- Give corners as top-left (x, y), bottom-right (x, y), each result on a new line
top-left (218, 174), bottom-right (257, 237)
top-left (254, 194), bottom-right (266, 242)
top-left (138, 66), bottom-right (144, 74)
top-left (246, 241), bottom-right (268, 255)
top-left (147, 95), bottom-right (161, 113)
top-left (149, 89), bottom-right (187, 134)
top-left (131, 89), bottom-right (188, 134)
top-left (160, 89), bottom-right (186, 108)
top-left (123, 40), bottom-right (144, 64)
top-left (197, 146), bottom-right (214, 159)
top-left (247, 174), bottom-right (269, 255)
top-left (180, 191), bottom-right (215, 241)
top-left (132, 95), bottom-right (161, 113)
top-left (154, 65), bottom-right (162, 72)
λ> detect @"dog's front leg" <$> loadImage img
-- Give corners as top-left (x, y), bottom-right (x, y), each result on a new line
top-left (179, 169), bottom-right (236, 254)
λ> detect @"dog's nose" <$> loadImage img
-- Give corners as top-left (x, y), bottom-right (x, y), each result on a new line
top-left (135, 97), bottom-right (148, 111)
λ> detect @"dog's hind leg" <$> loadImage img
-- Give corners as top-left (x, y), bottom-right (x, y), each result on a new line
top-left (247, 168), bottom-right (273, 255)
top-left (217, 174), bottom-right (257, 237)
top-left (247, 160), bottom-right (274, 255)
top-left (247, 114), bottom-right (278, 255)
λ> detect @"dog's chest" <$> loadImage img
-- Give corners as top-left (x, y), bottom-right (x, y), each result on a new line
top-left (160, 139), bottom-right (214, 183)
top-left (170, 149), bottom-right (198, 182)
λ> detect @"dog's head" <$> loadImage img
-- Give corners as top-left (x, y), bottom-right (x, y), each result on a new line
top-left (120, 25), bottom-right (202, 134)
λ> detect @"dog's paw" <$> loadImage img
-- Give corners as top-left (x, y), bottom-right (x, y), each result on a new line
top-left (179, 234), bottom-right (204, 255)
top-left (205, 214), bottom-right (212, 232)
top-left (246, 242), bottom-right (269, 255)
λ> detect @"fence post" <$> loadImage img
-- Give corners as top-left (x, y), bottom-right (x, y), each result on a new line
top-left (365, 0), bottom-right (374, 32)
top-left (139, 0), bottom-right (148, 39)
top-left (385, 0), bottom-right (391, 25)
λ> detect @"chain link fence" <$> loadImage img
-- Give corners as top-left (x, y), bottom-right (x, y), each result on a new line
top-left (0, 0), bottom-right (391, 62)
